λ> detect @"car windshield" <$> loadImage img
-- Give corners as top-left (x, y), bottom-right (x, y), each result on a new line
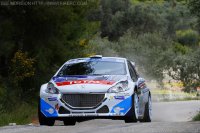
top-left (57, 60), bottom-right (126, 76)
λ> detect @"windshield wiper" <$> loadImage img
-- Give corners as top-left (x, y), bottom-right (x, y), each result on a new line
top-left (89, 74), bottom-right (103, 76)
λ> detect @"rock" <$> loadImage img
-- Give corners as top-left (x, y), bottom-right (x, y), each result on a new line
top-left (9, 123), bottom-right (16, 126)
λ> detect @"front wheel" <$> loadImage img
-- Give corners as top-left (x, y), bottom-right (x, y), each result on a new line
top-left (140, 95), bottom-right (152, 122)
top-left (38, 100), bottom-right (55, 126)
top-left (124, 93), bottom-right (139, 123)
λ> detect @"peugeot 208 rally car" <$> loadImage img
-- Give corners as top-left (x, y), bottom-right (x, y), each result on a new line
top-left (38, 55), bottom-right (152, 126)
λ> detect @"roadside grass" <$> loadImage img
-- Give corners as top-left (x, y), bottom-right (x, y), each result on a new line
top-left (193, 112), bottom-right (200, 121)
top-left (0, 103), bottom-right (37, 126)
top-left (157, 97), bottom-right (200, 102)
top-left (151, 89), bottom-right (200, 102)
top-left (151, 89), bottom-right (196, 96)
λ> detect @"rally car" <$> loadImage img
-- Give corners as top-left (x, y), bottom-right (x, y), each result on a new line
top-left (38, 55), bottom-right (152, 126)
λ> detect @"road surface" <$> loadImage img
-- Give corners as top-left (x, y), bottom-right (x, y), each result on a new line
top-left (0, 100), bottom-right (200, 133)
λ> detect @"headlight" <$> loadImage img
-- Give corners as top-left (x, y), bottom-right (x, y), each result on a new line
top-left (45, 82), bottom-right (60, 94)
top-left (107, 80), bottom-right (129, 93)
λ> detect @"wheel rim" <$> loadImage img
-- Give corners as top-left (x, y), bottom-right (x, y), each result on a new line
top-left (148, 96), bottom-right (152, 120)
top-left (134, 93), bottom-right (139, 119)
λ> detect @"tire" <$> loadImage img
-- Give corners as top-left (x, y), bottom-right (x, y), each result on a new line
top-left (63, 118), bottom-right (76, 126)
top-left (140, 95), bottom-right (152, 122)
top-left (124, 93), bottom-right (139, 123)
top-left (38, 100), bottom-right (55, 126)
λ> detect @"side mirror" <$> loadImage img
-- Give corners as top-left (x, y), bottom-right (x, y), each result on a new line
top-left (138, 77), bottom-right (145, 82)
top-left (131, 61), bottom-right (135, 66)
top-left (137, 77), bottom-right (146, 87)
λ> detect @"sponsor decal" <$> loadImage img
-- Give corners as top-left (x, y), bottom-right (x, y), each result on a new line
top-left (48, 97), bottom-right (57, 101)
top-left (123, 93), bottom-right (131, 96)
top-left (56, 80), bottom-right (115, 86)
top-left (69, 114), bottom-right (98, 117)
top-left (114, 96), bottom-right (125, 100)
top-left (45, 108), bottom-right (54, 114)
top-left (113, 107), bottom-right (124, 114)
top-left (40, 99), bottom-right (58, 117)
top-left (111, 96), bottom-right (132, 115)
top-left (116, 93), bottom-right (130, 96)
top-left (109, 96), bottom-right (114, 100)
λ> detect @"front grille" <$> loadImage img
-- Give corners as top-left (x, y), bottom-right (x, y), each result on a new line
top-left (61, 94), bottom-right (105, 108)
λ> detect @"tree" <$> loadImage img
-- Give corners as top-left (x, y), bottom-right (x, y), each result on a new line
top-left (0, 1), bottom-right (99, 105)
top-left (189, 0), bottom-right (200, 31)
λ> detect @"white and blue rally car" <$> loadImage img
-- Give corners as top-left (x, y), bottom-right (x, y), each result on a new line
top-left (38, 55), bottom-right (152, 126)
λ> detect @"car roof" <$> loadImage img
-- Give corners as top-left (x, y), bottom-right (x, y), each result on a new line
top-left (65, 56), bottom-right (127, 64)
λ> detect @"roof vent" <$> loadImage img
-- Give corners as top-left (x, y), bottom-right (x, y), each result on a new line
top-left (90, 55), bottom-right (103, 58)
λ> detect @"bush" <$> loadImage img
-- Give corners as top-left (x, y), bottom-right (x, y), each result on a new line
top-left (176, 29), bottom-right (199, 46)
top-left (0, 103), bottom-right (37, 126)
top-left (9, 50), bottom-right (35, 101)
top-left (85, 36), bottom-right (118, 57)
top-left (87, 32), bottom-right (172, 81)
top-left (173, 43), bottom-right (191, 54)
top-left (193, 112), bottom-right (200, 121)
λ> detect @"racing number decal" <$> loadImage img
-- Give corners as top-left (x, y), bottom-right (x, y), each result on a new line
top-left (56, 80), bottom-right (115, 86)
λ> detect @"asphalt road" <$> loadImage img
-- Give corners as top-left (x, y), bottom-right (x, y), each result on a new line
top-left (0, 100), bottom-right (200, 133)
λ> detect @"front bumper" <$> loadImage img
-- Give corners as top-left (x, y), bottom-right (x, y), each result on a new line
top-left (40, 92), bottom-right (132, 118)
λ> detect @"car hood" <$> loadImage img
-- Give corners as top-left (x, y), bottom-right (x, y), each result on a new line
top-left (51, 75), bottom-right (127, 93)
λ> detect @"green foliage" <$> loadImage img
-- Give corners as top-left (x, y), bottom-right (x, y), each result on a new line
top-left (189, 0), bottom-right (200, 31)
top-left (84, 35), bottom-right (118, 56)
top-left (117, 32), bottom-right (172, 80)
top-left (193, 112), bottom-right (200, 121)
top-left (0, 86), bottom-right (7, 112)
top-left (176, 29), bottom-right (199, 46)
top-left (99, 0), bottom-right (130, 40)
top-left (166, 46), bottom-right (200, 92)
top-left (87, 0), bottom-right (200, 92)
top-left (173, 43), bottom-right (191, 54)
top-left (0, 1), bottom-right (99, 125)
top-left (0, 103), bottom-right (37, 126)
top-left (9, 50), bottom-right (35, 101)
top-left (189, 0), bottom-right (200, 17)
top-left (0, 0), bottom-right (200, 126)
top-left (97, 0), bottom-right (197, 41)
top-left (10, 50), bottom-right (35, 85)
top-left (87, 32), bottom-right (172, 80)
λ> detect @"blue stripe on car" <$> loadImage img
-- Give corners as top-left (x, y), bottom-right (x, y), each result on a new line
top-left (111, 96), bottom-right (132, 114)
top-left (40, 98), bottom-right (58, 117)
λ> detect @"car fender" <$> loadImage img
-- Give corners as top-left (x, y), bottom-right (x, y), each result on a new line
top-left (40, 83), bottom-right (48, 97)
